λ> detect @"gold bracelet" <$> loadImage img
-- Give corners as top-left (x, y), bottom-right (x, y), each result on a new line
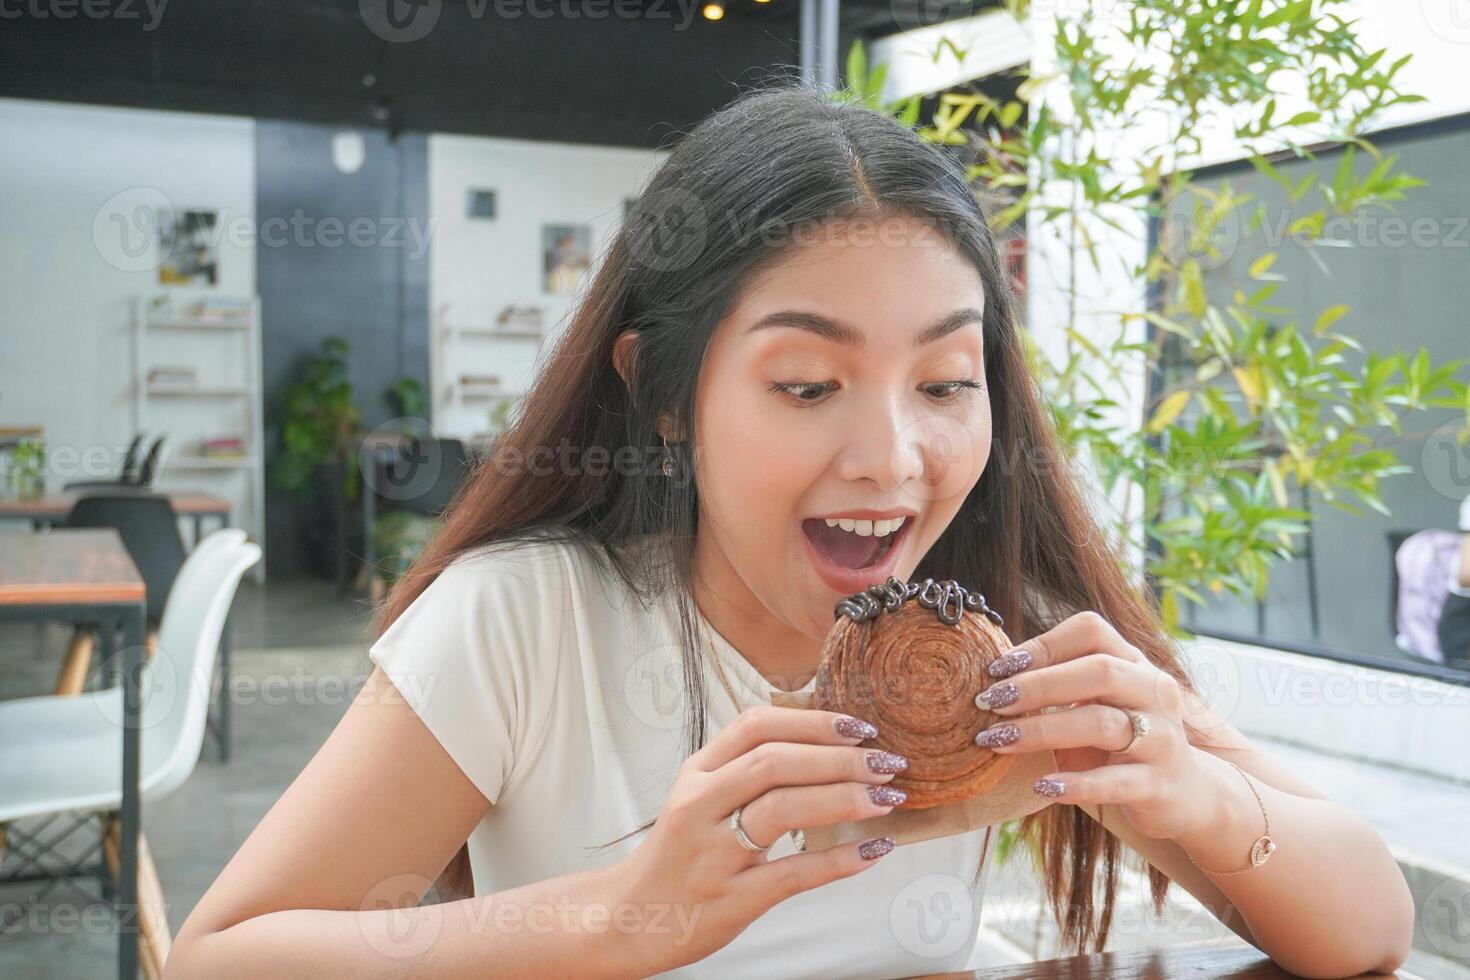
top-left (1181, 760), bottom-right (1277, 877)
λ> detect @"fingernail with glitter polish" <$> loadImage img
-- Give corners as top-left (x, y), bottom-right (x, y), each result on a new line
top-left (867, 785), bottom-right (907, 807)
top-left (1034, 777), bottom-right (1066, 798)
top-left (865, 750), bottom-right (908, 774)
top-left (975, 723), bottom-right (1021, 748)
top-left (988, 649), bottom-right (1033, 678)
top-left (834, 715), bottom-right (878, 740)
top-left (858, 836), bottom-right (896, 861)
top-left (975, 681), bottom-right (1019, 709)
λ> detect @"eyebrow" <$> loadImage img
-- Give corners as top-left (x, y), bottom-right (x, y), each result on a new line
top-left (744, 307), bottom-right (984, 351)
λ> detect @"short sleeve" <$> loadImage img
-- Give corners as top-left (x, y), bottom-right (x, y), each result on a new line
top-left (368, 538), bottom-right (570, 806)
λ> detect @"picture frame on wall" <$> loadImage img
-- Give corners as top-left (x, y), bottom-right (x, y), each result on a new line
top-left (542, 224), bottom-right (590, 295)
top-left (466, 188), bottom-right (497, 220)
top-left (158, 208), bottom-right (220, 287)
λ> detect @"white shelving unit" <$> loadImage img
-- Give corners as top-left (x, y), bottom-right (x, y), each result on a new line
top-left (131, 294), bottom-right (266, 582)
top-left (433, 304), bottom-right (543, 437)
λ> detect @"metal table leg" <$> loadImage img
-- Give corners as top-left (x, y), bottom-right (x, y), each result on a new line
top-left (217, 606), bottom-right (233, 762)
top-left (118, 601), bottom-right (145, 980)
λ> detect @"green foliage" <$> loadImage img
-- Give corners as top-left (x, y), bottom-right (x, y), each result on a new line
top-left (488, 396), bottom-right (518, 437)
top-left (371, 509), bottom-right (441, 587)
top-left (386, 377), bottom-right (428, 420)
top-left (833, 39), bottom-right (925, 127)
top-left (4, 436), bottom-right (46, 499)
top-left (270, 337), bottom-right (363, 503)
top-left (854, 0), bottom-right (1469, 635)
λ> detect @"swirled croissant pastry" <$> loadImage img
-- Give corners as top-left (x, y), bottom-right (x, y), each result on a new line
top-left (814, 576), bottom-right (1016, 809)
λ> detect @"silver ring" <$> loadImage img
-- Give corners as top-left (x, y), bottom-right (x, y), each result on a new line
top-left (1119, 710), bottom-right (1152, 754)
top-left (729, 806), bottom-right (769, 853)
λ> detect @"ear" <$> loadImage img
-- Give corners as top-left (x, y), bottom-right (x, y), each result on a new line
top-left (615, 330), bottom-right (688, 443)
top-left (612, 329), bottom-right (640, 393)
top-left (654, 412), bottom-right (687, 443)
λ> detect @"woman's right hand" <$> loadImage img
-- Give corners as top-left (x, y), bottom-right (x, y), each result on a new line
top-left (609, 705), bottom-right (909, 974)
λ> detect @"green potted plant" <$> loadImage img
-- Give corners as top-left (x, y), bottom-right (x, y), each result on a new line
top-left (270, 337), bottom-right (364, 578)
top-left (271, 337), bottom-right (363, 503)
top-left (386, 377), bottom-right (428, 422)
top-left (5, 436), bottom-right (46, 500)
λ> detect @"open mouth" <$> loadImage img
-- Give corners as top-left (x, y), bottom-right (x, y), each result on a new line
top-left (800, 515), bottom-right (910, 570)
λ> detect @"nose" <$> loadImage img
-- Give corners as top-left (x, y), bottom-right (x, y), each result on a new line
top-left (833, 392), bottom-right (927, 492)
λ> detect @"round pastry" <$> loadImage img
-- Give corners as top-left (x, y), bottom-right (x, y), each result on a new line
top-left (814, 576), bottom-right (1016, 810)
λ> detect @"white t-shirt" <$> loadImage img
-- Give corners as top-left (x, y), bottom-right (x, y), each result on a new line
top-left (368, 530), bottom-right (996, 978)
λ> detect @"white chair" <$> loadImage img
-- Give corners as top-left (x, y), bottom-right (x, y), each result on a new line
top-left (0, 532), bottom-right (261, 979)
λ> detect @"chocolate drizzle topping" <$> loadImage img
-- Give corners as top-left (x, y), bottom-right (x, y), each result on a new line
top-left (833, 576), bottom-right (1004, 628)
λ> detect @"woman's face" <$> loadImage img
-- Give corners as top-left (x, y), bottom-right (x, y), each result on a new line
top-left (691, 213), bottom-right (993, 649)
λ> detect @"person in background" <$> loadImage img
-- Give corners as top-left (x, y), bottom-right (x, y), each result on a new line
top-left (1435, 493), bottom-right (1470, 670)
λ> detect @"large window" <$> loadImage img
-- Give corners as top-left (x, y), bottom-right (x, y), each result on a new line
top-left (1156, 114), bottom-right (1470, 677)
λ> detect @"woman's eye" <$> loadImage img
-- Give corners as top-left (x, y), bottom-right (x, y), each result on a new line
top-left (925, 379), bottom-right (985, 401)
top-left (768, 381), bottom-right (835, 403)
top-left (769, 379), bottom-right (984, 405)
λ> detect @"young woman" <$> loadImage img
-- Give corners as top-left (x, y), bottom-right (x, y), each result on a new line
top-left (168, 86), bottom-right (1413, 978)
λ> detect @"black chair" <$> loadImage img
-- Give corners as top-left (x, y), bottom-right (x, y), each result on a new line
top-left (54, 492), bottom-right (188, 694)
top-left (118, 432), bottom-right (145, 483)
top-left (135, 434), bottom-right (166, 486)
top-left (64, 433), bottom-right (165, 492)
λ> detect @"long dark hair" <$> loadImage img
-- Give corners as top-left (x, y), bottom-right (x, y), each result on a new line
top-left (372, 82), bottom-right (1217, 955)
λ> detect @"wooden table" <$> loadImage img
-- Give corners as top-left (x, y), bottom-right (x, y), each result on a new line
top-left (0, 528), bottom-right (147, 980)
top-left (0, 491), bottom-right (231, 542)
top-left (0, 491), bottom-right (239, 760)
top-left (907, 939), bottom-right (1423, 978)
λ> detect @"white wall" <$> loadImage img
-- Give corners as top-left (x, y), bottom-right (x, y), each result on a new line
top-left (0, 97), bottom-right (256, 501)
top-left (427, 134), bottom-right (666, 438)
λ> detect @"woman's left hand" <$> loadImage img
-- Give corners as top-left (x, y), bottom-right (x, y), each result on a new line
top-left (971, 610), bottom-right (1219, 842)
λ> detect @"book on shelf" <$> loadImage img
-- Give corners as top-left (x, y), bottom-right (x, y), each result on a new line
top-left (200, 436), bottom-right (247, 458)
top-left (146, 295), bottom-right (253, 325)
top-left (459, 373), bottom-right (507, 397)
top-left (494, 305), bottom-right (544, 332)
top-left (148, 366), bottom-right (199, 389)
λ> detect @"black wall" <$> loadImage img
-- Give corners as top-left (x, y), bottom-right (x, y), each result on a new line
top-left (257, 121), bottom-right (430, 578)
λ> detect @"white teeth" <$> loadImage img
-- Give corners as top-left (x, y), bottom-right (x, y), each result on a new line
top-left (820, 516), bottom-right (906, 538)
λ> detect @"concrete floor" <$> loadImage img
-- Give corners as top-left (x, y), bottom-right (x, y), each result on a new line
top-left (0, 574), bottom-right (373, 978)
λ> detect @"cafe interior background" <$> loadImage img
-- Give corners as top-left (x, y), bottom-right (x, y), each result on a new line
top-left (2, 0), bottom-right (1469, 977)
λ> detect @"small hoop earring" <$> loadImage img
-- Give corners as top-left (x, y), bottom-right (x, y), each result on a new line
top-left (660, 440), bottom-right (677, 477)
